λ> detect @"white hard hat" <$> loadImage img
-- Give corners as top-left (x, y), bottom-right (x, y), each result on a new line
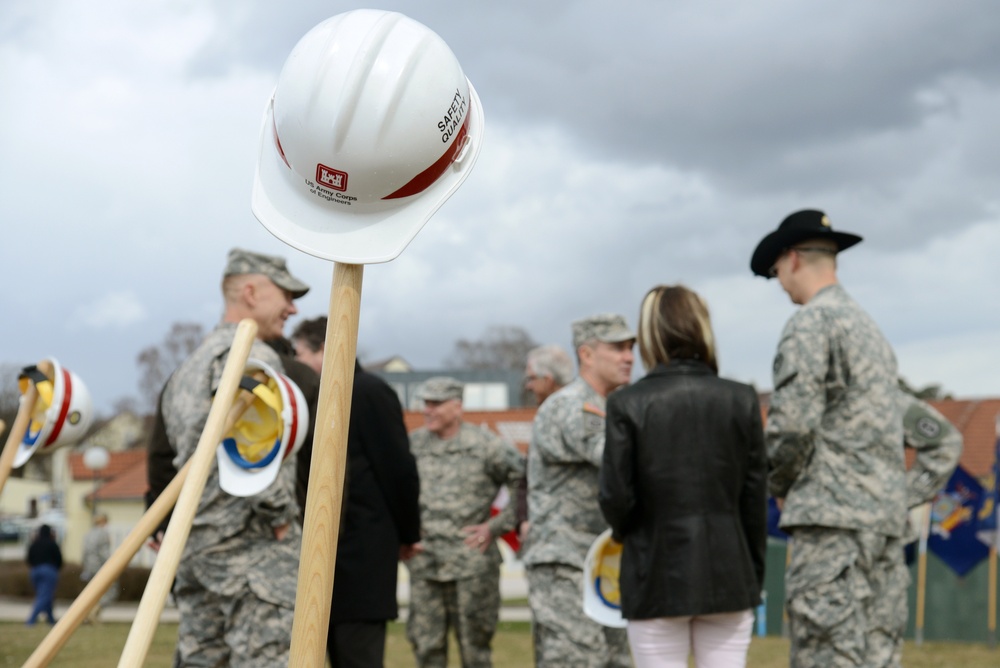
top-left (582, 529), bottom-right (628, 628)
top-left (216, 359), bottom-right (309, 497)
top-left (14, 358), bottom-right (94, 468)
top-left (251, 9), bottom-right (485, 264)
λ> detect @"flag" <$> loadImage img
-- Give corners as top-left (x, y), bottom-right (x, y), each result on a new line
top-left (928, 465), bottom-right (991, 576)
top-left (767, 496), bottom-right (789, 541)
top-left (490, 486), bottom-right (520, 552)
top-left (974, 416), bottom-right (999, 549)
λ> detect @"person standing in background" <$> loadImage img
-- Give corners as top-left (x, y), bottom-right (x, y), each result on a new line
top-left (600, 285), bottom-right (766, 667)
top-left (26, 524), bottom-right (62, 626)
top-left (751, 210), bottom-right (908, 667)
top-left (80, 513), bottom-right (116, 624)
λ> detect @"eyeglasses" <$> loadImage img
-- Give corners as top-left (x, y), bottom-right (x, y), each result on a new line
top-left (768, 247), bottom-right (836, 277)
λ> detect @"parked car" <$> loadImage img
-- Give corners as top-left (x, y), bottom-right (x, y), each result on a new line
top-left (0, 520), bottom-right (21, 543)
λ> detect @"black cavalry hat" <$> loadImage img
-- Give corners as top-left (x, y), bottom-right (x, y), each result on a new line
top-left (750, 209), bottom-right (863, 278)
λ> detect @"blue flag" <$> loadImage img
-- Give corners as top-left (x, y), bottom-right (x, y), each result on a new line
top-left (767, 496), bottom-right (789, 541)
top-left (975, 426), bottom-right (999, 548)
top-left (928, 465), bottom-right (991, 577)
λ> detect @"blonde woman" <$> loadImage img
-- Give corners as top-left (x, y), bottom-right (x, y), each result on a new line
top-left (599, 285), bottom-right (767, 668)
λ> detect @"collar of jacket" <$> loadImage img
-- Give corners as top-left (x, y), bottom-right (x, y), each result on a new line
top-left (646, 358), bottom-right (713, 377)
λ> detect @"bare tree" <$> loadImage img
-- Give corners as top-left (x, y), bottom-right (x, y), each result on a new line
top-left (898, 377), bottom-right (951, 400)
top-left (136, 322), bottom-right (204, 412)
top-left (0, 363), bottom-right (22, 453)
top-left (445, 325), bottom-right (539, 371)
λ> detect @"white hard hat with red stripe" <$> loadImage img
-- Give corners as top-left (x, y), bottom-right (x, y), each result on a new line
top-left (251, 8), bottom-right (485, 264)
top-left (14, 358), bottom-right (94, 468)
top-left (216, 358), bottom-right (309, 497)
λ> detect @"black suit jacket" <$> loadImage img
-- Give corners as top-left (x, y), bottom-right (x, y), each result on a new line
top-left (322, 361), bottom-right (421, 622)
top-left (599, 359), bottom-right (767, 619)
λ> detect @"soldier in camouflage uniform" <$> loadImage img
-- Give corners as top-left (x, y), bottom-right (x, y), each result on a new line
top-left (406, 376), bottom-right (526, 668)
top-left (752, 210), bottom-right (912, 667)
top-left (523, 314), bottom-right (635, 668)
top-left (159, 248), bottom-right (309, 667)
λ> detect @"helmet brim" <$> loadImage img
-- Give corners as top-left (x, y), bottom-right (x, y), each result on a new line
top-left (581, 529), bottom-right (628, 628)
top-left (251, 81), bottom-right (485, 265)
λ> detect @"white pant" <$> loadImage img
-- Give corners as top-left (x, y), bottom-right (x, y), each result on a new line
top-left (627, 609), bottom-right (754, 668)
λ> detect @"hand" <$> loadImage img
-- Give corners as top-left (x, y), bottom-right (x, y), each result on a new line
top-left (273, 523), bottom-right (289, 541)
top-left (461, 523), bottom-right (493, 554)
top-left (517, 521), bottom-right (530, 541)
top-left (776, 497), bottom-right (785, 512)
top-left (146, 530), bottom-right (164, 553)
top-left (399, 543), bottom-right (424, 561)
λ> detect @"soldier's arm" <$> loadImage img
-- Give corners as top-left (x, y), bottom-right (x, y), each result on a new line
top-left (485, 434), bottom-right (526, 537)
top-left (766, 317), bottom-right (828, 498)
top-left (902, 394), bottom-right (963, 507)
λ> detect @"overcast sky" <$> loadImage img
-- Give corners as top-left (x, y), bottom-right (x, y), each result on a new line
top-left (2, 0), bottom-right (998, 414)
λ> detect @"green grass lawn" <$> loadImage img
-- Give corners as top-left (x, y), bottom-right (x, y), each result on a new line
top-left (2, 620), bottom-right (999, 667)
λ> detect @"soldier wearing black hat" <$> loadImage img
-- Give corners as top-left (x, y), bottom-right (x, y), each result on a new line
top-left (752, 210), bottom-right (909, 667)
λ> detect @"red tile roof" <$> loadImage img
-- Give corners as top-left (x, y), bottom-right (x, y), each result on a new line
top-left (90, 461), bottom-right (147, 501)
top-left (68, 449), bottom-right (148, 502)
top-left (68, 449), bottom-right (147, 482)
top-left (928, 398), bottom-right (1000, 477)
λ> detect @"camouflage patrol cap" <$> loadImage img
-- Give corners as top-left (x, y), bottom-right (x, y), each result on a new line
top-left (418, 376), bottom-right (465, 402)
top-left (224, 248), bottom-right (310, 298)
top-left (572, 313), bottom-right (636, 349)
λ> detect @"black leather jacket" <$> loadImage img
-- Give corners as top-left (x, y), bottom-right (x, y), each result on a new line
top-left (599, 359), bottom-right (767, 619)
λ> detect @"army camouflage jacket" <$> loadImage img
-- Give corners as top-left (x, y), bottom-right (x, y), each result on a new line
top-left (161, 323), bottom-right (302, 591)
top-left (767, 284), bottom-right (907, 536)
top-left (407, 421), bottom-right (525, 581)
top-left (523, 377), bottom-right (610, 569)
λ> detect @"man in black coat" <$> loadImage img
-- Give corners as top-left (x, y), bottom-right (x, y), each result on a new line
top-left (292, 317), bottom-right (422, 668)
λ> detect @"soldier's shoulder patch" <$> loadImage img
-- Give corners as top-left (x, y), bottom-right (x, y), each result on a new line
top-left (772, 352), bottom-right (784, 376)
top-left (915, 416), bottom-right (941, 439)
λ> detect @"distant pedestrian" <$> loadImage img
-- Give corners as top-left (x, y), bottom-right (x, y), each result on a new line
top-left (80, 513), bottom-right (117, 624)
top-left (26, 524), bottom-right (62, 626)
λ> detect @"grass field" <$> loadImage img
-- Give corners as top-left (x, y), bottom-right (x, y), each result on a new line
top-left (2, 620), bottom-right (998, 667)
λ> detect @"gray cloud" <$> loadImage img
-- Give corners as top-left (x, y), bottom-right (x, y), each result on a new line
top-left (1, 0), bottom-right (998, 413)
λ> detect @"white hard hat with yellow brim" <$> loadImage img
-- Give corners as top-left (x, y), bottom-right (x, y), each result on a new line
top-left (216, 359), bottom-right (308, 497)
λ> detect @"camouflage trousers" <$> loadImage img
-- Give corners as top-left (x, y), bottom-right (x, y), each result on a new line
top-left (526, 563), bottom-right (632, 667)
top-left (172, 572), bottom-right (294, 667)
top-left (406, 570), bottom-right (500, 668)
top-left (785, 527), bottom-right (908, 668)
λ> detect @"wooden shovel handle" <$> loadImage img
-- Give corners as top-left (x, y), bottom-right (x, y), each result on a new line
top-left (289, 262), bottom-right (363, 667)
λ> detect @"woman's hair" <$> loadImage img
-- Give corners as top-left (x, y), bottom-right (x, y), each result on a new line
top-left (637, 285), bottom-right (718, 374)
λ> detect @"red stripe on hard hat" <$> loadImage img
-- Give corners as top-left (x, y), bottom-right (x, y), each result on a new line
top-left (383, 112), bottom-right (471, 200)
top-left (45, 368), bottom-right (73, 448)
top-left (272, 109), bottom-right (290, 169)
top-left (278, 375), bottom-right (298, 460)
